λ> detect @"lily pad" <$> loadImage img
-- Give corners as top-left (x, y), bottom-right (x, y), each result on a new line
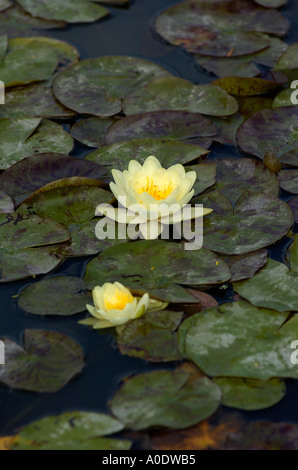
top-left (117, 310), bottom-right (184, 362)
top-left (71, 117), bottom-right (116, 147)
top-left (254, 0), bottom-right (287, 6)
top-left (84, 240), bottom-right (231, 303)
top-left (16, 0), bottom-right (109, 23)
top-left (237, 107), bottom-right (298, 160)
top-left (109, 369), bottom-right (221, 430)
top-left (289, 196), bottom-right (298, 223)
top-left (226, 422), bottom-right (298, 450)
top-left (0, 0), bottom-right (11, 10)
top-left (21, 185), bottom-right (112, 227)
top-left (187, 163), bottom-right (216, 196)
top-left (273, 88), bottom-right (295, 108)
top-left (274, 43), bottom-right (298, 81)
top-left (0, 153), bottom-right (108, 205)
top-left (18, 277), bottom-right (91, 316)
top-left (0, 329), bottom-right (84, 392)
top-left (222, 249), bottom-right (268, 282)
top-left (0, 118), bottom-right (74, 170)
top-left (104, 111), bottom-right (217, 145)
top-left (213, 377), bottom-right (286, 410)
top-left (53, 56), bottom-right (171, 117)
top-left (213, 75), bottom-right (285, 97)
top-left (0, 33), bottom-right (7, 60)
top-left (155, 1), bottom-right (288, 57)
top-left (194, 191), bottom-right (293, 255)
top-left (233, 257), bottom-right (298, 312)
top-left (0, 4), bottom-right (65, 29)
top-left (278, 169), bottom-right (298, 194)
top-left (10, 412), bottom-right (129, 451)
top-left (0, 191), bottom-right (14, 213)
top-left (178, 301), bottom-right (298, 380)
top-left (86, 138), bottom-right (210, 177)
top-left (123, 77), bottom-right (239, 117)
top-left (196, 55), bottom-right (260, 78)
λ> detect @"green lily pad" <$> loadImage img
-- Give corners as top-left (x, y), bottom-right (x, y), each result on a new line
top-left (0, 40), bottom-right (58, 87)
top-left (254, 0), bottom-right (287, 6)
top-left (21, 185), bottom-right (112, 227)
top-left (53, 56), bottom-right (171, 117)
top-left (213, 377), bottom-right (286, 410)
top-left (71, 117), bottom-right (116, 147)
top-left (222, 249), bottom-right (268, 282)
top-left (104, 111), bottom-right (216, 145)
top-left (186, 163), bottom-right (216, 196)
top-left (109, 369), bottom-right (221, 430)
top-left (0, 33), bottom-right (7, 60)
top-left (0, 153), bottom-right (108, 205)
top-left (226, 422), bottom-right (298, 450)
top-left (0, 329), bottom-right (84, 392)
top-left (285, 235), bottom-right (298, 274)
top-left (196, 55), bottom-right (260, 78)
top-left (0, 118), bottom-right (74, 170)
top-left (0, 0), bottom-right (11, 10)
top-left (0, 191), bottom-right (14, 213)
top-left (237, 107), bottom-right (298, 160)
top-left (117, 310), bottom-right (184, 362)
top-left (84, 240), bottom-right (231, 303)
top-left (18, 277), bottom-right (91, 316)
top-left (0, 84), bottom-right (75, 118)
top-left (278, 169), bottom-right (298, 194)
top-left (86, 138), bottom-right (210, 177)
top-left (273, 87), bottom-right (295, 108)
top-left (123, 77), bottom-right (239, 117)
top-left (155, 1), bottom-right (288, 57)
top-left (0, 4), bottom-right (65, 30)
top-left (289, 196), bottom-right (298, 223)
top-left (11, 412), bottom-right (129, 451)
top-left (178, 301), bottom-right (298, 380)
top-left (16, 0), bottom-right (109, 23)
top-left (194, 191), bottom-right (293, 255)
top-left (233, 257), bottom-right (298, 312)
top-left (274, 43), bottom-right (298, 81)
top-left (213, 75), bottom-right (285, 97)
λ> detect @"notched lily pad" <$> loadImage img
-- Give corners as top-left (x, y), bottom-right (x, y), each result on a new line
top-left (0, 329), bottom-right (84, 392)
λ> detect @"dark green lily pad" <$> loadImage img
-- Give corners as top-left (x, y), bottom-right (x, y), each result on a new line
top-left (11, 411), bottom-right (129, 451)
top-left (252, 36), bottom-right (288, 67)
top-left (71, 117), bottom-right (116, 147)
top-left (214, 377), bottom-right (286, 410)
top-left (222, 249), bottom-right (268, 282)
top-left (285, 235), bottom-right (298, 274)
top-left (0, 153), bottom-right (108, 205)
top-left (104, 111), bottom-right (216, 145)
top-left (194, 191), bottom-right (293, 255)
top-left (86, 138), bottom-right (210, 177)
top-left (117, 310), bottom-right (184, 362)
top-left (109, 369), bottom-right (221, 430)
top-left (0, 191), bottom-right (14, 213)
top-left (226, 422), bottom-right (298, 450)
top-left (0, 118), bottom-right (74, 170)
top-left (0, 84), bottom-right (75, 118)
top-left (16, 0), bottom-right (109, 23)
top-left (0, 0), bottom-right (11, 10)
top-left (21, 185), bottom-right (112, 227)
top-left (237, 107), bottom-right (298, 160)
top-left (123, 77), bottom-right (239, 117)
top-left (84, 240), bottom-right (231, 303)
top-left (289, 196), bottom-right (298, 223)
top-left (53, 56), bottom-right (171, 117)
top-left (186, 163), bottom-right (216, 196)
top-left (274, 43), bottom-right (298, 81)
top-left (0, 33), bottom-right (7, 60)
top-left (278, 169), bottom-right (298, 194)
top-left (234, 257), bottom-right (298, 312)
top-left (18, 277), bottom-right (90, 316)
top-left (273, 88), bottom-right (295, 108)
top-left (196, 55), bottom-right (260, 78)
top-left (178, 301), bottom-right (298, 380)
top-left (213, 75), bottom-right (285, 97)
top-left (0, 40), bottom-right (58, 87)
top-left (0, 329), bottom-right (84, 392)
top-left (155, 1), bottom-right (288, 57)
top-left (254, 0), bottom-right (287, 6)
top-left (0, 4), bottom-right (65, 29)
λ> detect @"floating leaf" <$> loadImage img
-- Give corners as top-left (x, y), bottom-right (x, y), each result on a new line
top-left (10, 412), bottom-right (129, 450)
top-left (53, 56), bottom-right (171, 116)
top-left (278, 169), bottom-right (298, 194)
top-left (187, 163), bottom-right (216, 196)
top-left (86, 138), bottom-right (210, 177)
top-left (213, 377), bottom-right (286, 410)
top-left (18, 277), bottom-right (90, 316)
top-left (273, 88), bottom-right (295, 108)
top-left (213, 75), bottom-right (285, 97)
top-left (85, 240), bottom-right (231, 303)
top-left (0, 153), bottom-right (107, 205)
top-left (0, 0), bottom-right (12, 10)
top-left (0, 4), bottom-right (65, 30)
top-left (194, 191), bottom-right (293, 255)
top-left (222, 249), bottom-right (268, 282)
top-left (109, 369), bottom-right (221, 430)
top-left (274, 43), bottom-right (298, 81)
top-left (289, 196), bottom-right (298, 223)
top-left (254, 0), bottom-right (287, 6)
top-left (123, 77), bottom-right (239, 117)
top-left (234, 257), bottom-right (298, 312)
top-left (178, 301), bottom-right (298, 380)
top-left (0, 33), bottom-right (7, 60)
top-left (0, 191), bottom-right (14, 213)
top-left (71, 117), bottom-right (116, 147)
top-left (0, 329), bottom-right (84, 392)
top-left (104, 111), bottom-right (216, 145)
top-left (16, 0), bottom-right (109, 23)
top-left (196, 55), bottom-right (260, 79)
top-left (117, 310), bottom-right (183, 362)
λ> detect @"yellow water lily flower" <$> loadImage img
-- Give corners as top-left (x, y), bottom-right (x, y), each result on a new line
top-left (79, 282), bottom-right (168, 329)
top-left (96, 155), bottom-right (213, 240)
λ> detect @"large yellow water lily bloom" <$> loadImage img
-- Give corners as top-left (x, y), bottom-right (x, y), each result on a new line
top-left (96, 155), bottom-right (213, 240)
top-left (79, 282), bottom-right (168, 329)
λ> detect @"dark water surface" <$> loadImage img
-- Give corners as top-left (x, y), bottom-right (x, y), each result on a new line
top-left (1, 0), bottom-right (298, 438)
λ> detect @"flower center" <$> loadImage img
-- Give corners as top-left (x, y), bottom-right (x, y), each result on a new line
top-left (135, 176), bottom-right (175, 201)
top-left (104, 290), bottom-right (134, 310)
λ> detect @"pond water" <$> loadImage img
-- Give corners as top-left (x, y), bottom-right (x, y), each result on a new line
top-left (1, 0), bottom-right (298, 444)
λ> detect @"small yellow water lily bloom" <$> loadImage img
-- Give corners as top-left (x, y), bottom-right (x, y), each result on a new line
top-left (79, 282), bottom-right (168, 329)
top-left (96, 155), bottom-right (213, 239)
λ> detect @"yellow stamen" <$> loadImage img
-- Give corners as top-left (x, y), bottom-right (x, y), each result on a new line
top-left (135, 176), bottom-right (175, 200)
top-left (104, 289), bottom-right (134, 310)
